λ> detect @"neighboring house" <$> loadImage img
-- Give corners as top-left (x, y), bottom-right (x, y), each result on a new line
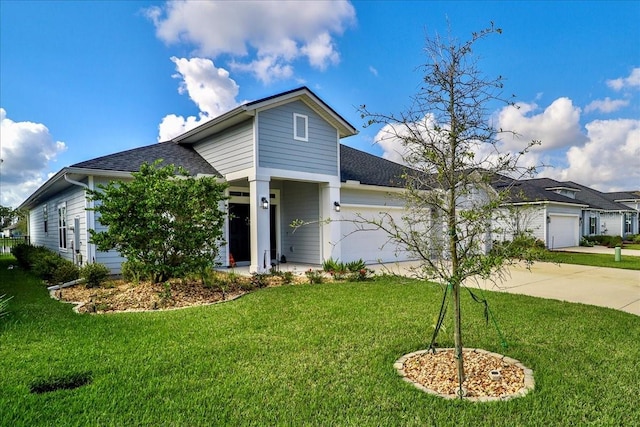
top-left (603, 191), bottom-right (640, 233)
top-left (492, 177), bottom-right (589, 249)
top-left (501, 178), bottom-right (639, 249)
top-left (19, 87), bottom-right (411, 273)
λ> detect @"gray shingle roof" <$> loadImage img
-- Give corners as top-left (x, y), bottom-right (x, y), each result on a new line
top-left (524, 178), bottom-right (632, 211)
top-left (492, 176), bottom-right (585, 205)
top-left (71, 142), bottom-right (220, 176)
top-left (339, 145), bottom-right (407, 188)
top-left (603, 191), bottom-right (640, 202)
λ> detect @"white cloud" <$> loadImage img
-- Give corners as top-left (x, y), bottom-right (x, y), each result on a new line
top-left (541, 118), bottom-right (640, 191)
top-left (495, 98), bottom-right (586, 152)
top-left (158, 57), bottom-right (240, 141)
top-left (606, 67), bottom-right (640, 91)
top-left (584, 97), bottom-right (630, 114)
top-left (0, 109), bottom-right (67, 207)
top-left (146, 0), bottom-right (355, 83)
top-left (369, 66), bottom-right (378, 77)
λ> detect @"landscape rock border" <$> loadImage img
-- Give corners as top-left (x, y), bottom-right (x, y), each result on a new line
top-left (394, 348), bottom-right (535, 402)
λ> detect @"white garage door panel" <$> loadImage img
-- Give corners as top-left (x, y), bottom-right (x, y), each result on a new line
top-left (549, 215), bottom-right (579, 249)
top-left (340, 207), bottom-right (411, 263)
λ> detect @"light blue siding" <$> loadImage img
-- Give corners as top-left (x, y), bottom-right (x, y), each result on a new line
top-left (194, 119), bottom-right (254, 176)
top-left (30, 186), bottom-right (87, 264)
top-left (258, 101), bottom-right (338, 175)
top-left (340, 188), bottom-right (404, 207)
top-left (281, 181), bottom-right (320, 264)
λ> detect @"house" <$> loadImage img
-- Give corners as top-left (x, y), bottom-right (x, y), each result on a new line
top-left (603, 190), bottom-right (640, 233)
top-left (18, 87), bottom-right (639, 274)
top-left (495, 177), bottom-right (639, 249)
top-left (19, 87), bottom-right (411, 273)
top-left (491, 177), bottom-right (589, 249)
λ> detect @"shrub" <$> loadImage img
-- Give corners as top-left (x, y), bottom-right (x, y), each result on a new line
top-left (347, 268), bottom-right (375, 282)
top-left (491, 234), bottom-right (547, 261)
top-left (305, 269), bottom-right (324, 284)
top-left (10, 243), bottom-right (80, 284)
top-left (80, 263), bottom-right (111, 288)
top-left (632, 234), bottom-right (640, 244)
top-left (10, 243), bottom-right (33, 269)
top-left (346, 259), bottom-right (367, 272)
top-left (250, 273), bottom-right (269, 289)
top-left (580, 237), bottom-right (595, 247)
top-left (121, 261), bottom-right (146, 284)
top-left (281, 271), bottom-right (295, 285)
top-left (52, 261), bottom-right (80, 285)
top-left (607, 235), bottom-right (623, 248)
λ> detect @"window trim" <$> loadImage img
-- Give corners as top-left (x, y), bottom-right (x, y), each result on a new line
top-left (58, 202), bottom-right (67, 250)
top-left (293, 113), bottom-right (308, 142)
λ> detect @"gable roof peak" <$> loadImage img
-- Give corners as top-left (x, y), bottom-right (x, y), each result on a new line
top-left (173, 86), bottom-right (357, 144)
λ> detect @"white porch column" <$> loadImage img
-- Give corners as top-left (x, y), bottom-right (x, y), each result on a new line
top-left (320, 182), bottom-right (342, 262)
top-left (249, 177), bottom-right (271, 273)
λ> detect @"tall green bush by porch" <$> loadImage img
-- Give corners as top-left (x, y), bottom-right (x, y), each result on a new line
top-left (87, 161), bottom-right (228, 283)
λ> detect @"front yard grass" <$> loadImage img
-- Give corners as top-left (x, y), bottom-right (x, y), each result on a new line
top-left (1, 255), bottom-right (639, 426)
top-left (545, 251), bottom-right (640, 270)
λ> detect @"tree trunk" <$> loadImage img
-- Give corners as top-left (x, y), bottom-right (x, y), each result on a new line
top-left (452, 278), bottom-right (465, 397)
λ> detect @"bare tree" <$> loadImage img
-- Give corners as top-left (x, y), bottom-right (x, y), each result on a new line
top-left (358, 23), bottom-right (538, 397)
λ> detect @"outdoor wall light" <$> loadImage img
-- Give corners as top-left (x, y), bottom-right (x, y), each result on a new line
top-left (334, 201), bottom-right (341, 212)
top-left (261, 197), bottom-right (269, 209)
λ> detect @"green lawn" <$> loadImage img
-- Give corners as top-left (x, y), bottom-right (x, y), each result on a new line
top-left (1, 255), bottom-right (639, 426)
top-left (545, 250), bottom-right (640, 270)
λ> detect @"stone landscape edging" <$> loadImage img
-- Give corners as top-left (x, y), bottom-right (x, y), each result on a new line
top-left (49, 288), bottom-right (246, 315)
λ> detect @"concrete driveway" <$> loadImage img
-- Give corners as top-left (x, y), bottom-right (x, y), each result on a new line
top-left (371, 249), bottom-right (640, 316)
top-left (466, 261), bottom-right (640, 316)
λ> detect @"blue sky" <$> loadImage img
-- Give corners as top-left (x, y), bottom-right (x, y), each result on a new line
top-left (1, 0), bottom-right (639, 208)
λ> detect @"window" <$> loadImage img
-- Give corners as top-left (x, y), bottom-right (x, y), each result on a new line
top-left (58, 203), bottom-right (67, 249)
top-left (43, 204), bottom-right (48, 233)
top-left (293, 113), bottom-right (308, 141)
top-left (624, 214), bottom-right (632, 234)
top-left (589, 216), bottom-right (597, 235)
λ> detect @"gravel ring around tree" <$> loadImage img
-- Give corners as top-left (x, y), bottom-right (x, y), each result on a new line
top-left (395, 348), bottom-right (535, 402)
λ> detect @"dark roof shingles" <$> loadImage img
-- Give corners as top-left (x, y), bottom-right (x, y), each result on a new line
top-left (72, 142), bottom-right (220, 177)
top-left (339, 145), bottom-right (407, 188)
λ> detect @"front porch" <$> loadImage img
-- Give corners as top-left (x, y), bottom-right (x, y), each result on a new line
top-left (222, 176), bottom-right (342, 273)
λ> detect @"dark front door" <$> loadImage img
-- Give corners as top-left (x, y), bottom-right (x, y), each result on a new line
top-left (229, 203), bottom-right (250, 263)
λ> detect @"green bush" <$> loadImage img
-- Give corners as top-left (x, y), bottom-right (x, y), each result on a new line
top-left (10, 243), bottom-right (33, 269)
top-left (305, 269), bottom-right (324, 284)
top-left (491, 234), bottom-right (547, 261)
top-left (80, 263), bottom-right (111, 288)
top-left (346, 259), bottom-right (367, 272)
top-left (10, 243), bottom-right (79, 284)
top-left (52, 261), bottom-right (80, 285)
top-left (121, 261), bottom-right (146, 284)
top-left (607, 235), bottom-right (623, 248)
top-left (632, 234), bottom-right (640, 244)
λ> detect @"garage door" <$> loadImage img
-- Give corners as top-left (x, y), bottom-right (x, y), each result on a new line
top-left (548, 215), bottom-right (579, 249)
top-left (340, 206), bottom-right (412, 264)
